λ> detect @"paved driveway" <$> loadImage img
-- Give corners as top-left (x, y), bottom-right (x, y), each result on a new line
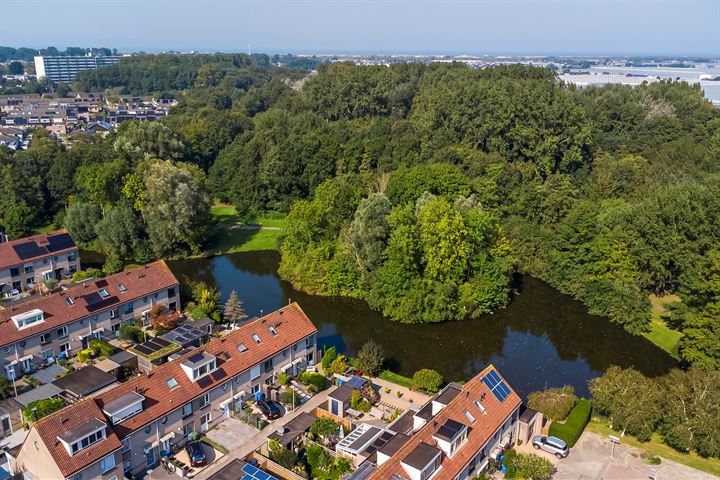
top-left (554, 432), bottom-right (717, 480)
top-left (206, 417), bottom-right (258, 451)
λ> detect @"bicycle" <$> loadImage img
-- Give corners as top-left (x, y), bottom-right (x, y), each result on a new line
top-left (161, 457), bottom-right (176, 473)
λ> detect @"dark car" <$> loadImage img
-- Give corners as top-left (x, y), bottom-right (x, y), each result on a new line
top-left (257, 399), bottom-right (282, 420)
top-left (184, 441), bottom-right (207, 467)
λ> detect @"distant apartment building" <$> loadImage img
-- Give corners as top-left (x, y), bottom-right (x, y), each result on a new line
top-left (0, 230), bottom-right (80, 296)
top-left (34, 55), bottom-right (120, 83)
top-left (0, 261), bottom-right (179, 380)
top-left (11, 303), bottom-right (318, 479)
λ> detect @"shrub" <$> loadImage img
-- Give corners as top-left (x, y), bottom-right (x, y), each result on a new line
top-left (548, 398), bottom-right (592, 447)
top-left (327, 355), bottom-right (348, 376)
top-left (271, 446), bottom-right (296, 469)
top-left (310, 417), bottom-right (339, 439)
top-left (189, 305), bottom-right (209, 320)
top-left (355, 339), bottom-right (385, 375)
top-left (279, 389), bottom-right (301, 407)
top-left (412, 368), bottom-right (444, 393)
top-left (300, 372), bottom-right (326, 391)
top-left (43, 279), bottom-right (58, 291)
top-left (527, 385), bottom-right (578, 421)
top-left (278, 372), bottom-right (290, 386)
top-left (379, 370), bottom-right (413, 388)
top-left (351, 390), bottom-right (371, 412)
top-left (118, 324), bottom-right (144, 343)
top-left (200, 436), bottom-right (229, 455)
top-left (72, 268), bottom-right (103, 282)
top-left (307, 444), bottom-right (331, 468)
top-left (504, 450), bottom-right (554, 479)
top-left (321, 346), bottom-right (337, 370)
top-left (76, 349), bottom-right (93, 363)
top-left (23, 398), bottom-right (65, 422)
top-left (88, 338), bottom-right (116, 357)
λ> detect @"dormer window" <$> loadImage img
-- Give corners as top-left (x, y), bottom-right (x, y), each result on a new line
top-left (11, 309), bottom-right (45, 330)
top-left (401, 444), bottom-right (442, 480)
top-left (433, 419), bottom-right (468, 457)
top-left (98, 288), bottom-right (109, 298)
top-left (102, 391), bottom-right (145, 424)
top-left (252, 334), bottom-right (261, 344)
top-left (57, 418), bottom-right (107, 456)
top-left (180, 352), bottom-right (217, 382)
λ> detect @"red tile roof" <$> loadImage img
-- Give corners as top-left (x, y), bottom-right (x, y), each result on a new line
top-left (0, 261), bottom-right (178, 348)
top-left (370, 365), bottom-right (521, 480)
top-left (96, 302), bottom-right (317, 438)
top-left (32, 398), bottom-right (122, 477)
top-left (0, 229), bottom-right (77, 270)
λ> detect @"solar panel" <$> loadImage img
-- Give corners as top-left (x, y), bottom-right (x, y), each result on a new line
top-left (241, 462), bottom-right (279, 480)
top-left (46, 233), bottom-right (75, 252)
top-left (13, 242), bottom-right (45, 260)
top-left (95, 279), bottom-right (109, 288)
top-left (188, 353), bottom-right (205, 363)
top-left (133, 345), bottom-right (153, 355)
top-left (211, 368), bottom-right (227, 380)
top-left (483, 369), bottom-right (512, 403)
top-left (153, 337), bottom-right (172, 347)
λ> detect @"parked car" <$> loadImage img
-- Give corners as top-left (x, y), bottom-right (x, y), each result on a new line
top-left (532, 435), bottom-right (570, 458)
top-left (184, 442), bottom-right (207, 467)
top-left (257, 399), bottom-right (282, 420)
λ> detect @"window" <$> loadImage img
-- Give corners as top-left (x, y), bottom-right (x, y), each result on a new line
top-left (169, 301), bottom-right (177, 311)
top-left (450, 428), bottom-right (468, 455)
top-left (251, 384), bottom-right (260, 394)
top-left (110, 309), bottom-right (116, 319)
top-left (305, 336), bottom-right (313, 348)
top-left (201, 412), bottom-right (211, 426)
top-left (118, 283), bottom-right (127, 292)
top-left (268, 326), bottom-right (277, 336)
top-left (123, 459), bottom-right (132, 472)
top-left (306, 351), bottom-right (314, 363)
top-left (146, 448), bottom-right (156, 467)
top-left (192, 359), bottom-right (216, 380)
top-left (9, 268), bottom-right (19, 277)
top-left (100, 454), bottom-right (116, 474)
top-left (144, 425), bottom-right (151, 434)
top-left (70, 428), bottom-right (105, 455)
top-left (166, 378), bottom-right (178, 389)
top-left (421, 454), bottom-right (441, 480)
top-left (122, 439), bottom-right (130, 453)
top-left (42, 349), bottom-right (53, 360)
top-left (222, 382), bottom-right (228, 391)
top-left (123, 302), bottom-right (133, 315)
top-left (111, 323), bottom-right (120, 333)
top-left (69, 264), bottom-right (77, 274)
top-left (183, 423), bottom-right (194, 438)
top-left (57, 326), bottom-right (69, 338)
top-left (182, 403), bottom-right (193, 418)
top-left (474, 400), bottom-right (486, 414)
top-left (24, 265), bottom-right (33, 274)
top-left (13, 311), bottom-right (44, 329)
top-left (200, 393), bottom-right (210, 408)
top-left (60, 342), bottom-right (71, 353)
top-left (65, 297), bottom-right (74, 306)
top-left (250, 365), bottom-right (261, 380)
top-left (464, 410), bottom-right (476, 424)
top-left (68, 251), bottom-right (76, 261)
top-left (237, 343), bottom-right (248, 352)
top-left (263, 359), bottom-right (272, 373)
top-left (167, 287), bottom-right (175, 297)
top-left (252, 334), bottom-right (261, 344)
top-left (40, 333), bottom-right (51, 345)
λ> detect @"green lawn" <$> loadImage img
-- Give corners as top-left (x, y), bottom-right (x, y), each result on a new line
top-left (586, 417), bottom-right (720, 477)
top-left (35, 223), bottom-right (58, 234)
top-left (643, 294), bottom-right (683, 356)
top-left (204, 205), bottom-right (286, 256)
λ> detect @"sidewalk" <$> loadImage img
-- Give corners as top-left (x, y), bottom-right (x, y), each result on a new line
top-left (195, 385), bottom-right (337, 479)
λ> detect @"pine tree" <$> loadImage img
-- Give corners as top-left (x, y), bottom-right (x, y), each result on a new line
top-left (223, 290), bottom-right (247, 329)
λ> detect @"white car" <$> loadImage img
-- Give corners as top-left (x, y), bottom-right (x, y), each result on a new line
top-left (532, 435), bottom-right (570, 458)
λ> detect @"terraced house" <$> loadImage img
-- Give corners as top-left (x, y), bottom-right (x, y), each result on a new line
top-left (12, 303), bottom-right (318, 479)
top-left (0, 230), bottom-right (80, 297)
top-left (368, 366), bottom-right (522, 480)
top-left (0, 261), bottom-right (179, 380)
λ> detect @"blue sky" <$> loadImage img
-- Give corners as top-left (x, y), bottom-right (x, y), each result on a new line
top-left (1, 0), bottom-right (718, 56)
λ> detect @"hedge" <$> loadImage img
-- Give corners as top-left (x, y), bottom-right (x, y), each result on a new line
top-left (548, 398), bottom-right (592, 447)
top-left (89, 338), bottom-right (116, 357)
top-left (378, 370), bottom-right (413, 389)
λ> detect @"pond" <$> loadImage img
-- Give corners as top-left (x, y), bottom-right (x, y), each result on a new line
top-left (165, 251), bottom-right (677, 399)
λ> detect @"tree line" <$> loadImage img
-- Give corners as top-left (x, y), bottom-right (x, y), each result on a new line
top-left (1, 59), bottom-right (718, 368)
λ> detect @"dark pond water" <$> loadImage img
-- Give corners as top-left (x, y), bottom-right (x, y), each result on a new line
top-left (163, 251), bottom-right (678, 399)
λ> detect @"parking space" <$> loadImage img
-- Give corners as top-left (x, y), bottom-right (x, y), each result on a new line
top-left (205, 417), bottom-right (259, 450)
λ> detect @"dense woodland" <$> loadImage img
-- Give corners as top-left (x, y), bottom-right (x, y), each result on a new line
top-left (1, 55), bottom-right (719, 372)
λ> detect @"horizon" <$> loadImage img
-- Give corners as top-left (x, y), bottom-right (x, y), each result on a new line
top-left (1, 0), bottom-right (718, 58)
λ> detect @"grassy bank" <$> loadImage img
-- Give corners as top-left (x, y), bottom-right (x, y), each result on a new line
top-left (586, 417), bottom-right (720, 477)
top-left (642, 294), bottom-right (683, 357)
top-left (204, 205), bottom-right (286, 255)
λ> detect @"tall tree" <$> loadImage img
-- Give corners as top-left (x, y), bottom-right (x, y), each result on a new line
top-left (223, 290), bottom-right (247, 329)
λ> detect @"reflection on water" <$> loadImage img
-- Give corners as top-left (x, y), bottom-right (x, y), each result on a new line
top-left (166, 251), bottom-right (677, 398)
